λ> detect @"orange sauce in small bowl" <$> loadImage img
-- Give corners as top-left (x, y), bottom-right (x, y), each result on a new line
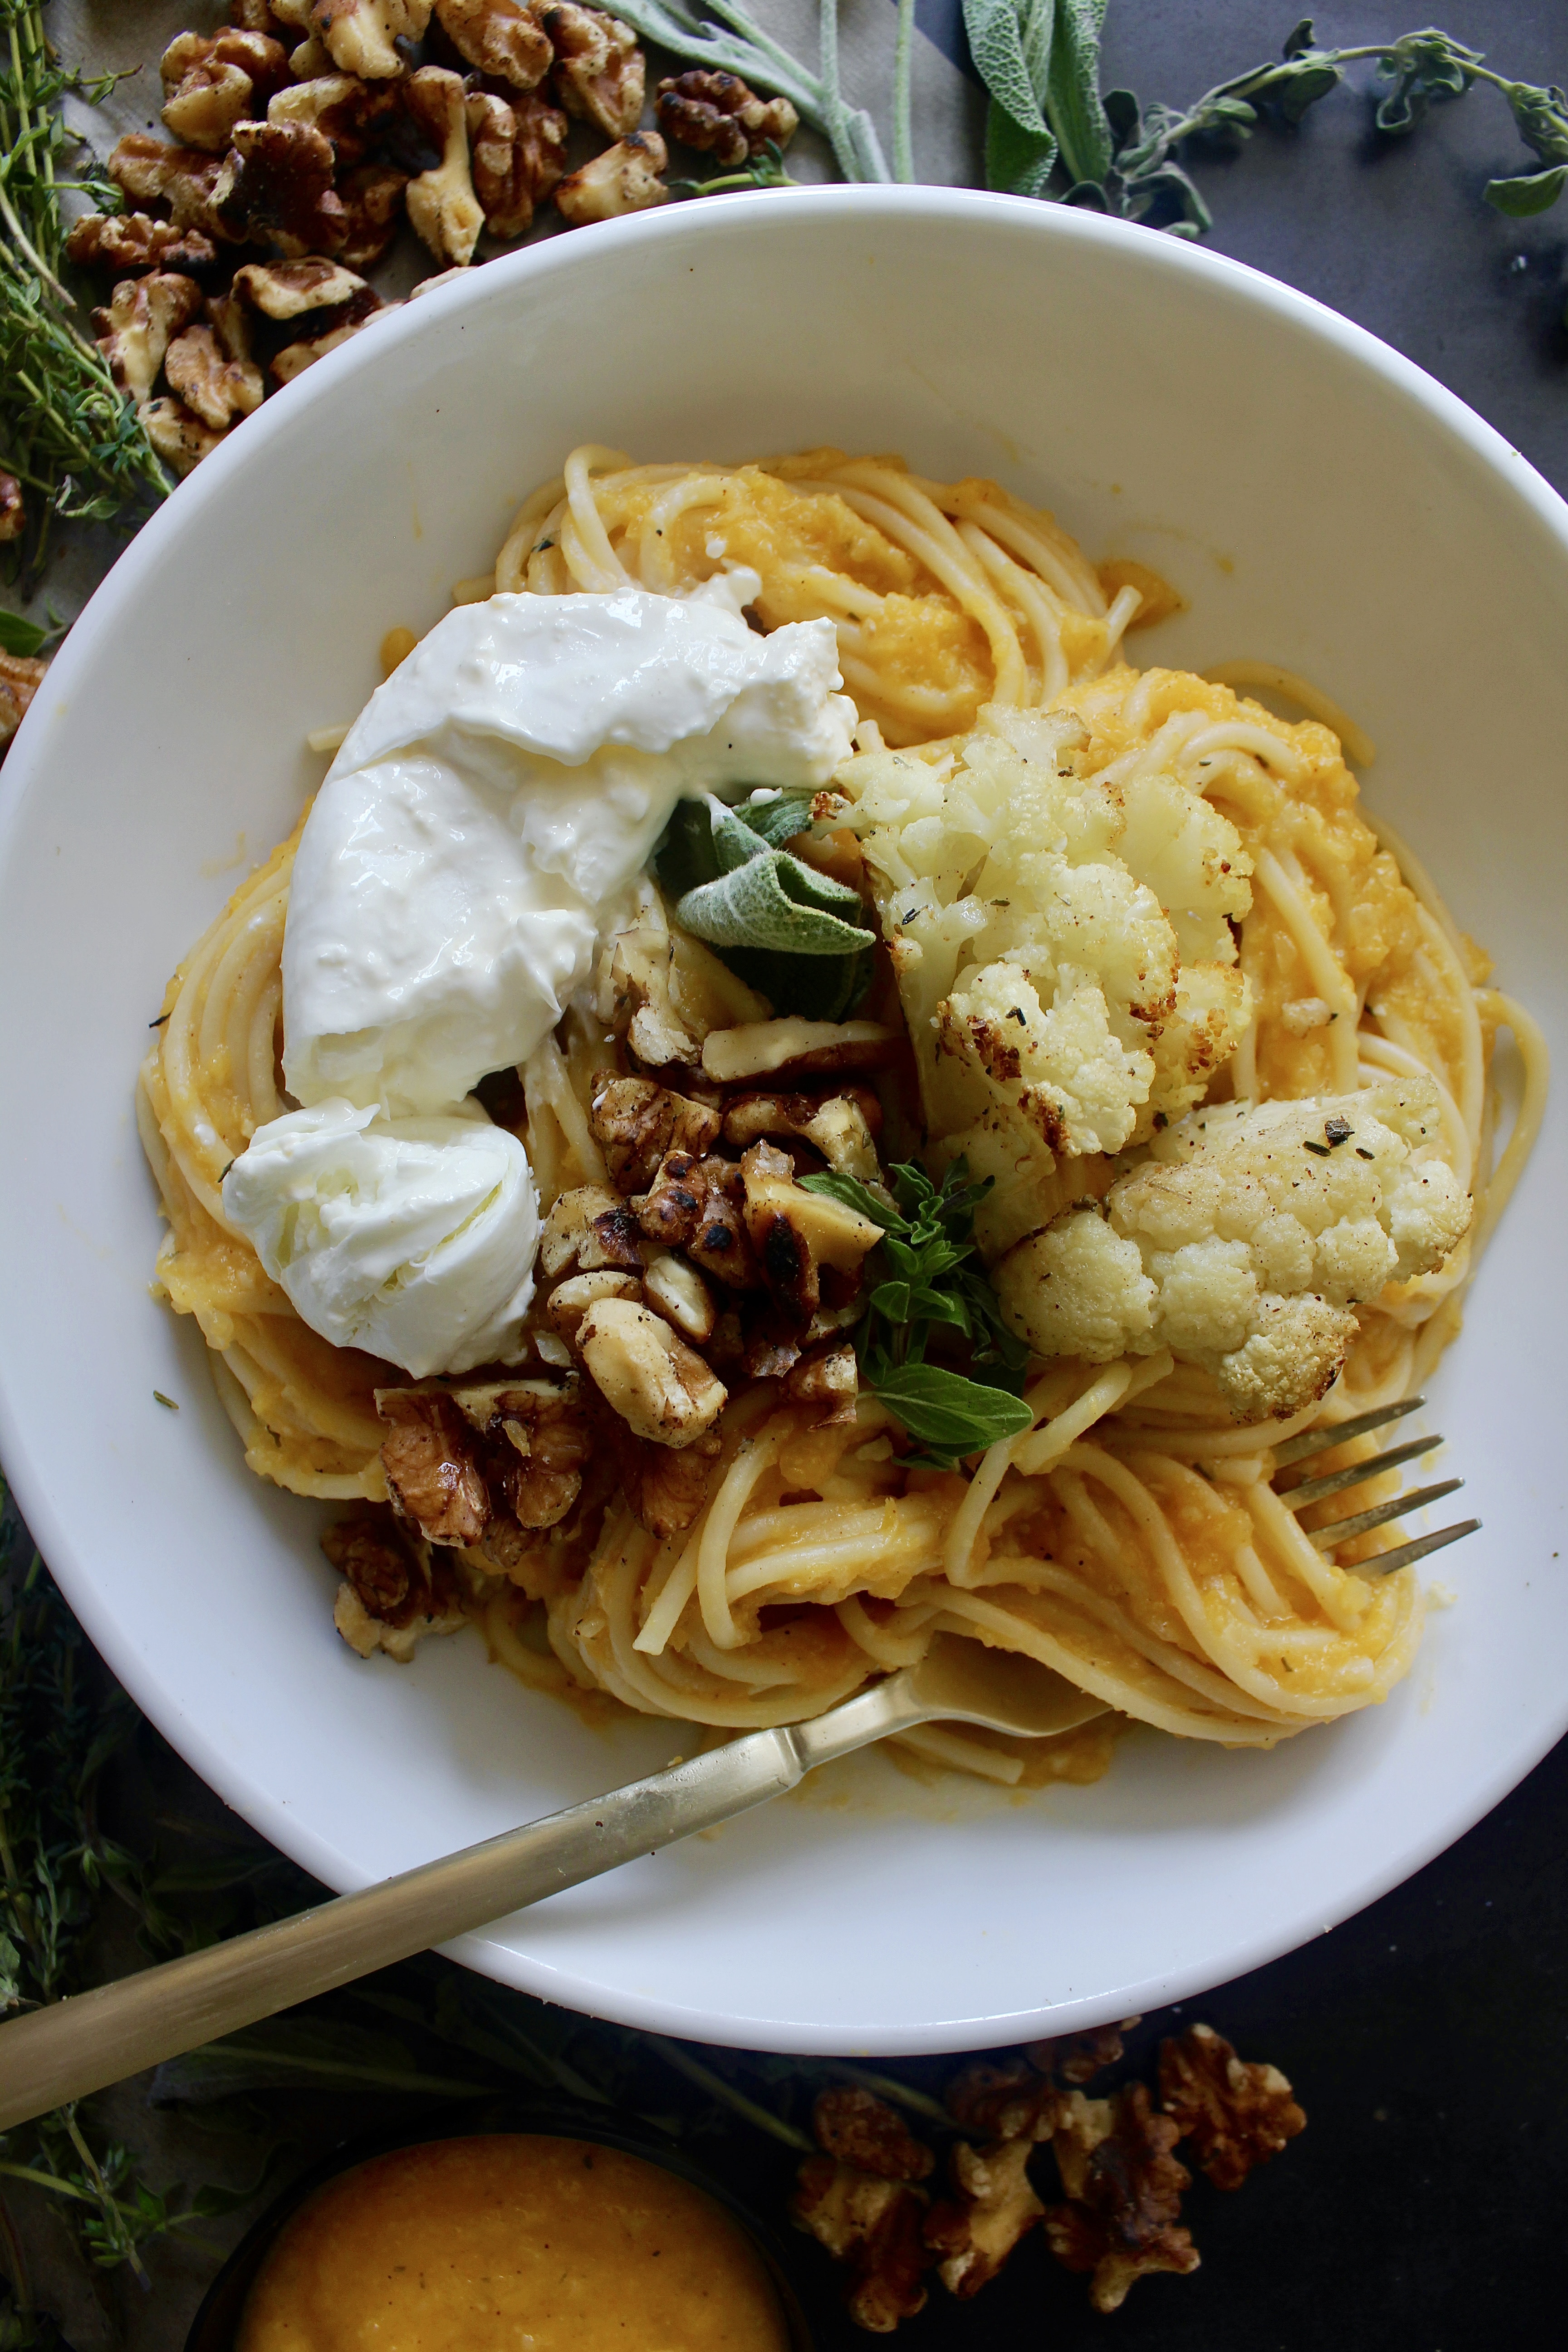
top-left (235, 2133), bottom-right (793, 2351)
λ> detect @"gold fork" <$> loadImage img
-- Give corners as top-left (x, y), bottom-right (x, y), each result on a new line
top-left (1271, 1393), bottom-right (1478, 1569)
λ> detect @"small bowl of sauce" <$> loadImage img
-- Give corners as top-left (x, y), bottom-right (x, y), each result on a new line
top-left (191, 2120), bottom-right (813, 2352)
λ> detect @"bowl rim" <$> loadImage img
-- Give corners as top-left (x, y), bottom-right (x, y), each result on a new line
top-left (181, 2098), bottom-right (821, 2351)
top-left (2, 185), bottom-right (1566, 2056)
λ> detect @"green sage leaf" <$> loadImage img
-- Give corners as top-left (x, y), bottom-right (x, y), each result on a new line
top-left (1045, 0), bottom-right (1114, 191)
top-left (1484, 164), bottom-right (1568, 218)
top-left (0, 610), bottom-right (46, 658)
top-left (963, 0), bottom-right (1051, 135)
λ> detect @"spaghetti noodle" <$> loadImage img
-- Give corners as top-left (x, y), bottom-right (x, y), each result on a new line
top-left (137, 446), bottom-right (1546, 1775)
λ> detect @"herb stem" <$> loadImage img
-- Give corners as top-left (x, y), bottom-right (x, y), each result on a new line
top-left (893, 0), bottom-right (917, 183)
top-left (645, 2035), bottom-right (814, 2151)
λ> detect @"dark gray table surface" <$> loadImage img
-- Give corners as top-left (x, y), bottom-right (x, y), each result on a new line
top-left (5, 6), bottom-right (1563, 2345)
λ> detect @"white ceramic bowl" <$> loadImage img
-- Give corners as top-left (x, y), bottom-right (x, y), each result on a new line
top-left (0, 190), bottom-right (1563, 2054)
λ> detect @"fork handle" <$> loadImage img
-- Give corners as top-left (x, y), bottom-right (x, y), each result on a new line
top-left (0, 1676), bottom-right (921, 2129)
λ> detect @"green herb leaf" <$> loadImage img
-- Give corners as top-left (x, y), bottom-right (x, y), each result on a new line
top-left (1373, 30), bottom-right (1481, 136)
top-left (799, 1170), bottom-right (907, 1230)
top-left (1046, 0), bottom-right (1114, 189)
top-left (656, 795), bottom-right (875, 1022)
top-left (865, 1357), bottom-right (1034, 1460)
top-left (1484, 164), bottom-right (1568, 217)
top-left (733, 787), bottom-right (820, 847)
top-left (0, 610), bottom-right (46, 658)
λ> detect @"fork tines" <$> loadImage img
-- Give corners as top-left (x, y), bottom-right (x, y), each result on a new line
top-left (1270, 1394), bottom-right (1479, 1578)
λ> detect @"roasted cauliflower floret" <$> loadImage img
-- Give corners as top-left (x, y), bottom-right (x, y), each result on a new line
top-left (995, 1080), bottom-right (1471, 1420)
top-left (839, 706), bottom-right (1254, 1212)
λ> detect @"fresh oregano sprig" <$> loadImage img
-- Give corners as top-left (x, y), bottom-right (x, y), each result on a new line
top-left (801, 1158), bottom-right (1033, 1468)
top-left (963, 8), bottom-right (1568, 240)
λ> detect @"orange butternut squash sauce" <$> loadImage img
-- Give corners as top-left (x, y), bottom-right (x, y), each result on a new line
top-left (236, 2135), bottom-right (791, 2351)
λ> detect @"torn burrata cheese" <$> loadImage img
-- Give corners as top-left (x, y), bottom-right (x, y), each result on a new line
top-left (279, 574), bottom-right (856, 1117)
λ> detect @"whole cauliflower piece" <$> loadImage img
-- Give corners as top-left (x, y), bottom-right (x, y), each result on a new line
top-left (838, 705), bottom-right (1254, 1243)
top-left (995, 1080), bottom-right (1472, 1420)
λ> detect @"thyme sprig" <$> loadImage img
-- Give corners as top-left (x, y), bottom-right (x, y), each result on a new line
top-left (0, 1), bottom-right (167, 584)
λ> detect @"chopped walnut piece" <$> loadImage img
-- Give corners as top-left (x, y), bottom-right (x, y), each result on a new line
top-left (784, 1341), bottom-right (858, 1422)
top-left (312, 0), bottom-right (434, 77)
top-left (269, 71), bottom-right (400, 165)
top-left (233, 255), bottom-right (368, 316)
top-left (465, 88), bottom-right (566, 238)
top-left (376, 1387), bottom-right (490, 1545)
top-left (93, 272), bottom-right (204, 406)
top-left (165, 319), bottom-right (264, 429)
top-left (637, 1153), bottom-right (762, 1292)
top-left (813, 2089), bottom-right (934, 2183)
top-left (1025, 2022), bottom-right (1134, 2085)
top-left (600, 926), bottom-right (731, 1068)
top-left (591, 1073), bottom-right (721, 1196)
top-left (142, 396), bottom-right (226, 475)
top-left (65, 211), bottom-right (217, 275)
top-left (721, 1086), bottom-right (882, 1178)
top-left (0, 652), bottom-right (46, 750)
top-left (577, 1296), bottom-right (726, 1448)
top-left (544, 1267), bottom-right (641, 1348)
top-left (792, 2157), bottom-right (931, 2334)
top-left (0, 473), bottom-right (23, 543)
top-left (108, 134), bottom-right (230, 237)
top-left (338, 160), bottom-right (411, 266)
top-left (403, 65), bottom-right (485, 265)
top-left (702, 1017), bottom-right (898, 1087)
top-left (214, 118), bottom-right (348, 256)
top-left (539, 1), bottom-right (643, 136)
top-left (641, 1251), bottom-right (716, 1345)
top-left (1158, 2022), bottom-right (1306, 2190)
top-left (740, 1138), bottom-right (881, 1325)
top-left (554, 129), bottom-right (667, 225)
top-left (163, 60), bottom-right (258, 152)
top-left (655, 68), bottom-right (799, 167)
top-left (603, 1414), bottom-right (720, 1537)
top-left (231, 1), bottom-right (289, 29)
top-left (1043, 2082), bottom-right (1198, 2313)
top-left (947, 2058), bottom-right (1067, 2144)
top-left (741, 1305), bottom-right (801, 1382)
top-left (324, 1506), bottom-right (464, 1662)
top-left (436, 0), bottom-right (552, 87)
top-left (451, 1375), bottom-right (594, 1529)
top-left (540, 1184), bottom-right (644, 1278)
top-left (270, 287), bottom-right (391, 382)
top-left (925, 2136), bottom-right (1044, 2297)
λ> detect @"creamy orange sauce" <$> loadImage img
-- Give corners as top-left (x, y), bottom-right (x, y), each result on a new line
top-left (236, 2135), bottom-right (791, 2352)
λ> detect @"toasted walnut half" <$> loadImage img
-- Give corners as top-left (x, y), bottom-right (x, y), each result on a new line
top-left (465, 89), bottom-right (566, 239)
top-left (540, 1184), bottom-right (644, 1279)
top-left (377, 1388), bottom-right (490, 1545)
top-left (599, 1412), bottom-right (720, 1538)
top-left (1157, 2023), bottom-right (1306, 2191)
top-left (404, 65), bottom-right (485, 265)
top-left (925, 2137), bottom-right (1044, 2298)
top-left (1042, 2082), bottom-right (1198, 2314)
top-left (577, 1297), bottom-right (727, 1448)
top-left (591, 1073), bottom-right (721, 1196)
top-left (93, 272), bottom-right (204, 406)
top-left (233, 256), bottom-right (369, 317)
top-left (66, 211), bottom-right (217, 274)
top-left (813, 2090), bottom-right (934, 2184)
top-left (792, 2157), bottom-right (931, 2333)
top-left (269, 71), bottom-right (400, 165)
top-left (641, 1251), bottom-right (716, 1346)
top-left (637, 1152), bottom-right (761, 1292)
top-left (325, 1507), bottom-right (465, 1662)
top-left (655, 68), bottom-right (799, 167)
top-left (162, 59), bottom-right (260, 153)
top-left (554, 130), bottom-right (668, 226)
top-left (165, 319), bottom-right (264, 430)
top-left (544, 1267), bottom-right (641, 1348)
top-left (453, 1375), bottom-right (595, 1529)
top-left (436, 0), bottom-right (552, 88)
top-left (214, 118), bottom-right (348, 255)
top-left (338, 160), bottom-right (412, 266)
top-left (0, 651), bottom-right (46, 751)
top-left (312, 0), bottom-right (434, 77)
top-left (108, 134), bottom-right (230, 237)
top-left (540, 1), bottom-right (643, 136)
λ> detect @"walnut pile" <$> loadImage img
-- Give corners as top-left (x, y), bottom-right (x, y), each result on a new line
top-left (62, 5), bottom-right (799, 478)
top-left (790, 2018), bottom-right (1308, 2330)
